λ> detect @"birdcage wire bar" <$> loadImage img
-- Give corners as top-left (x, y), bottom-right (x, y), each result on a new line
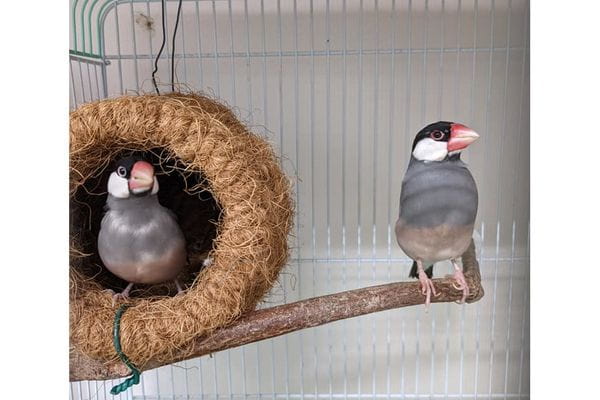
top-left (69, 0), bottom-right (530, 399)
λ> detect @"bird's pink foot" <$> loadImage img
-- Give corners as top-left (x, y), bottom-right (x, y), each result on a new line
top-left (174, 279), bottom-right (185, 295)
top-left (104, 282), bottom-right (134, 306)
top-left (417, 261), bottom-right (439, 311)
top-left (451, 259), bottom-right (469, 304)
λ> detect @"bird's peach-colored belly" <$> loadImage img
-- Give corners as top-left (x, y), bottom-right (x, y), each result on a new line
top-left (395, 220), bottom-right (473, 263)
top-left (104, 244), bottom-right (187, 284)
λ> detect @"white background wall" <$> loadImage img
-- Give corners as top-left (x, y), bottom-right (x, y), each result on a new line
top-left (70, 1), bottom-right (529, 399)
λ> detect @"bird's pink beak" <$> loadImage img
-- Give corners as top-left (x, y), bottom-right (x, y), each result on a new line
top-left (448, 123), bottom-right (480, 152)
top-left (128, 161), bottom-right (155, 192)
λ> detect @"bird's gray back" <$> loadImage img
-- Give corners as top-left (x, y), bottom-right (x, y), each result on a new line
top-left (399, 158), bottom-right (478, 228)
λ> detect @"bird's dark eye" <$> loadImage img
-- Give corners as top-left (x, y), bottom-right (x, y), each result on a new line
top-left (117, 166), bottom-right (127, 177)
top-left (431, 131), bottom-right (444, 141)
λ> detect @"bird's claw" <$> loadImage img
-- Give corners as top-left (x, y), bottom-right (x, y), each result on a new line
top-left (418, 271), bottom-right (438, 312)
top-left (103, 289), bottom-right (130, 307)
top-left (452, 268), bottom-right (469, 304)
top-left (174, 279), bottom-right (185, 296)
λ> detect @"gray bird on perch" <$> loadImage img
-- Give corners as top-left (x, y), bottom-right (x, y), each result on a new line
top-left (98, 156), bottom-right (188, 301)
top-left (395, 121), bottom-right (480, 307)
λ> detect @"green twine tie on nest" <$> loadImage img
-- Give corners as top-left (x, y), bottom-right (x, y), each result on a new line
top-left (110, 304), bottom-right (141, 395)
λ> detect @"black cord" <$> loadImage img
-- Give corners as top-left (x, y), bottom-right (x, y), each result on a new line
top-left (171, 0), bottom-right (184, 92)
top-left (151, 0), bottom-right (168, 95)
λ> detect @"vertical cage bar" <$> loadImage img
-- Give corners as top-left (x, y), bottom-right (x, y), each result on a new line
top-left (240, 9), bottom-right (252, 394)
top-left (510, 0), bottom-right (529, 244)
top-left (72, 0), bottom-right (79, 52)
top-left (325, 1), bottom-right (333, 397)
top-left (438, 0), bottom-right (446, 118)
top-left (244, 0), bottom-right (253, 122)
top-left (420, 0), bottom-right (429, 126)
top-left (213, 352), bottom-right (219, 397)
top-left (139, 364), bottom-right (147, 398)
top-left (341, 0), bottom-right (349, 398)
top-left (277, 0), bottom-right (283, 158)
top-left (225, 10), bottom-right (236, 390)
top-left (170, 363), bottom-right (177, 398)
top-left (279, 1), bottom-right (292, 394)
top-left (211, 0), bottom-right (221, 96)
top-left (270, 2), bottom-right (283, 395)
top-left (468, 0), bottom-right (479, 159)
top-left (145, 0), bottom-right (155, 91)
top-left (227, 348), bottom-right (234, 400)
top-left (496, 3), bottom-right (514, 396)
top-left (488, 220), bottom-right (502, 396)
top-left (485, 0), bottom-right (499, 396)
top-left (517, 224), bottom-right (530, 400)
top-left (260, 0), bottom-right (268, 135)
top-left (292, 2), bottom-right (305, 399)
top-left (228, 0), bottom-right (236, 102)
top-left (128, 0), bottom-right (140, 92)
top-left (402, 2), bottom-right (413, 397)
top-left (70, 59), bottom-right (78, 107)
top-left (471, 3), bottom-right (481, 395)
top-left (503, 221), bottom-right (517, 398)
top-left (371, 1), bottom-right (380, 398)
top-left (431, 0), bottom-right (443, 396)
top-left (94, 63), bottom-right (101, 100)
top-left (309, 1), bottom-right (319, 396)
top-left (77, 59), bottom-right (87, 102)
top-left (194, 0), bottom-right (205, 89)
top-left (417, 0), bottom-right (431, 396)
top-left (386, 1), bottom-right (397, 399)
top-left (404, 0), bottom-right (413, 152)
top-left (517, 9), bottom-right (530, 398)
top-left (198, 351), bottom-right (205, 398)
top-left (180, 0), bottom-right (189, 85)
top-left (474, 221), bottom-right (484, 399)
top-left (113, 1), bottom-right (124, 94)
top-left (182, 352), bottom-right (190, 397)
top-left (441, 0), bottom-right (450, 397)
top-left (356, 0), bottom-right (364, 397)
top-left (87, 380), bottom-right (92, 400)
top-left (257, 2), bottom-right (267, 398)
top-left (86, 62), bottom-right (95, 99)
top-left (164, 0), bottom-right (172, 83)
top-left (455, 4), bottom-right (465, 397)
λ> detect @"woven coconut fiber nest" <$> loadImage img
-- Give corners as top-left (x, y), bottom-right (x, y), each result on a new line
top-left (69, 93), bottom-right (294, 368)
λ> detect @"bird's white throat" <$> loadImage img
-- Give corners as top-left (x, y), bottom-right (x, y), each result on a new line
top-left (412, 138), bottom-right (449, 162)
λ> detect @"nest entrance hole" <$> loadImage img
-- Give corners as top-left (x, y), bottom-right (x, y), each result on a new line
top-left (70, 147), bottom-right (222, 298)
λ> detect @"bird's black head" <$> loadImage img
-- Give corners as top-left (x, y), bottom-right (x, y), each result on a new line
top-left (412, 121), bottom-right (453, 150)
top-left (107, 156), bottom-right (158, 198)
top-left (113, 156), bottom-right (139, 180)
top-left (411, 121), bottom-right (479, 162)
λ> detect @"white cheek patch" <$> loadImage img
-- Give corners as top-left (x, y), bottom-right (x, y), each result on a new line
top-left (107, 172), bottom-right (130, 198)
top-left (412, 138), bottom-right (448, 162)
top-left (151, 177), bottom-right (159, 195)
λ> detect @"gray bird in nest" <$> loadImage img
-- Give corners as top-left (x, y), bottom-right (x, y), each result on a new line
top-left (98, 156), bottom-right (188, 301)
top-left (395, 121), bottom-right (479, 308)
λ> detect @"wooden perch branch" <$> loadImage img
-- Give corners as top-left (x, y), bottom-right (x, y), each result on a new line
top-left (70, 241), bottom-right (484, 382)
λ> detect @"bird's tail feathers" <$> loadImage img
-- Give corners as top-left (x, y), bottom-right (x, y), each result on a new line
top-left (409, 261), bottom-right (434, 279)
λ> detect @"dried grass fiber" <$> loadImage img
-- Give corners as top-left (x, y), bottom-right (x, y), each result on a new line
top-left (70, 93), bottom-right (294, 367)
